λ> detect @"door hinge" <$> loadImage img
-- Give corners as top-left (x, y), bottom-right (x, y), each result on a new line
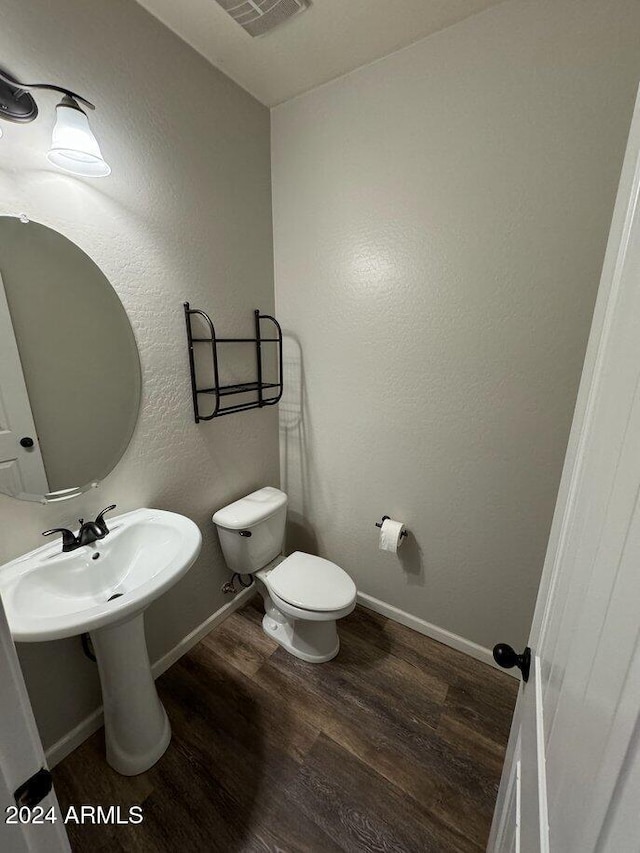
top-left (14, 768), bottom-right (53, 808)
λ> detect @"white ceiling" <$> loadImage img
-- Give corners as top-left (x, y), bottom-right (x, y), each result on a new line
top-left (134, 0), bottom-right (505, 107)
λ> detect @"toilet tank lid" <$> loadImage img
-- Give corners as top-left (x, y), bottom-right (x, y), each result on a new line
top-left (212, 486), bottom-right (287, 530)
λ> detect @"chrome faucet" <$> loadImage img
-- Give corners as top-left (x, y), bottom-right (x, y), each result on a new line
top-left (43, 505), bottom-right (117, 553)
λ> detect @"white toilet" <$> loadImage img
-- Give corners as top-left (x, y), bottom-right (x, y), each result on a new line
top-left (212, 487), bottom-right (356, 663)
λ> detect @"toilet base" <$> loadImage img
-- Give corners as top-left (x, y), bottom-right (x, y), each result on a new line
top-left (261, 608), bottom-right (340, 663)
top-left (260, 583), bottom-right (340, 663)
top-left (253, 568), bottom-right (354, 664)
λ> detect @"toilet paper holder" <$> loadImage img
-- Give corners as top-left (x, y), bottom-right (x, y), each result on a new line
top-left (375, 516), bottom-right (408, 538)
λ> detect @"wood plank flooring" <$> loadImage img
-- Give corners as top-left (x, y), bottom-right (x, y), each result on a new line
top-left (53, 600), bottom-right (518, 852)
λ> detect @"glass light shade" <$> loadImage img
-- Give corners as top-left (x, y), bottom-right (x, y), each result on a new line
top-left (47, 102), bottom-right (111, 178)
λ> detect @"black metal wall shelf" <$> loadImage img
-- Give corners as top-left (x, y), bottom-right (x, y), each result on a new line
top-left (184, 302), bottom-right (283, 421)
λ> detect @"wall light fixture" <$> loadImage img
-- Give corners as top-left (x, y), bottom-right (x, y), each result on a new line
top-left (0, 67), bottom-right (110, 178)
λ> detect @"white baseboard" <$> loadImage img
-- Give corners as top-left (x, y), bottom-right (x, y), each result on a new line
top-left (46, 707), bottom-right (105, 770)
top-left (150, 586), bottom-right (256, 678)
top-left (356, 592), bottom-right (518, 678)
top-left (45, 586), bottom-right (256, 768)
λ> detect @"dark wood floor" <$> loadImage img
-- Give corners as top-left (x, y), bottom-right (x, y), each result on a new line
top-left (53, 599), bottom-right (518, 852)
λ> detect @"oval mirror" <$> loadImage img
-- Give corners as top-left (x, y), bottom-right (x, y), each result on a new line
top-left (0, 217), bottom-right (141, 502)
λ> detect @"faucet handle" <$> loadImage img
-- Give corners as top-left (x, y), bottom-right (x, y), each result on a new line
top-left (43, 528), bottom-right (78, 553)
top-left (94, 504), bottom-right (117, 536)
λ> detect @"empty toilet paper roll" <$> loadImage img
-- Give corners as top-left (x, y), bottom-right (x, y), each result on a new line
top-left (378, 518), bottom-right (406, 553)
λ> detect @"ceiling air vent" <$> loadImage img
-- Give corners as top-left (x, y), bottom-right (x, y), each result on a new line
top-left (215, 0), bottom-right (308, 37)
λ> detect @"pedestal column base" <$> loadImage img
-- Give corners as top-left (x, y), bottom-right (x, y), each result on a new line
top-left (90, 612), bottom-right (170, 776)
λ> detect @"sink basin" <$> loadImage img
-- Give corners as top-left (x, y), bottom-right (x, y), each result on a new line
top-left (0, 508), bottom-right (202, 641)
top-left (0, 508), bottom-right (202, 775)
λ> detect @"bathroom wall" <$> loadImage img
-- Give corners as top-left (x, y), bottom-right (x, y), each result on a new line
top-left (272, 0), bottom-right (640, 650)
top-left (0, 0), bottom-right (277, 749)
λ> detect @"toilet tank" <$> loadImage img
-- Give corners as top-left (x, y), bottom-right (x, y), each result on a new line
top-left (212, 487), bottom-right (287, 573)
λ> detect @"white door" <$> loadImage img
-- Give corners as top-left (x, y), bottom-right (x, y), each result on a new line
top-left (0, 271), bottom-right (49, 499)
top-left (0, 594), bottom-right (70, 852)
top-left (489, 88), bottom-right (640, 853)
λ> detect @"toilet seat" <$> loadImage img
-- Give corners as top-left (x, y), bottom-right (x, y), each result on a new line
top-left (266, 551), bottom-right (356, 612)
top-left (267, 587), bottom-right (356, 623)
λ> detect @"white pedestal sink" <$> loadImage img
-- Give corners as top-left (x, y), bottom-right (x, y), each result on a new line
top-left (0, 508), bottom-right (202, 775)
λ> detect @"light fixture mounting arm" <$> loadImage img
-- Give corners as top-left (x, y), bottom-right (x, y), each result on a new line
top-left (12, 81), bottom-right (95, 111)
top-left (0, 67), bottom-right (95, 122)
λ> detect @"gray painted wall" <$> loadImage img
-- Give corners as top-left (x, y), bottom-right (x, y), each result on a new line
top-left (272, 0), bottom-right (640, 650)
top-left (0, 0), bottom-right (277, 749)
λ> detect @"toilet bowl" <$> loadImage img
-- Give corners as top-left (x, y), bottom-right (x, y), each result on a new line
top-left (257, 551), bottom-right (356, 662)
top-left (212, 487), bottom-right (356, 663)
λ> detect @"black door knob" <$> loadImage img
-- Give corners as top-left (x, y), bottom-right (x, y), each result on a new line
top-left (492, 643), bottom-right (531, 683)
top-left (19, 437), bottom-right (34, 448)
